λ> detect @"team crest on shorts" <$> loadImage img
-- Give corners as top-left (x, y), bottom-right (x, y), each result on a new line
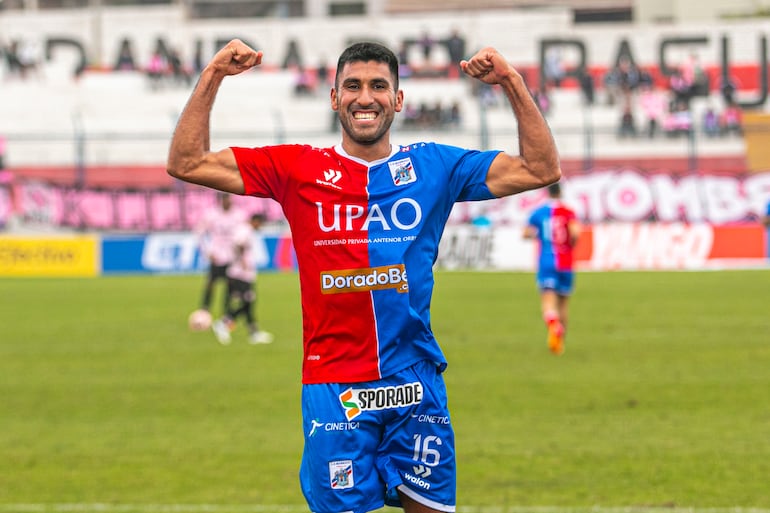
top-left (329, 460), bottom-right (354, 489)
top-left (388, 157), bottom-right (416, 186)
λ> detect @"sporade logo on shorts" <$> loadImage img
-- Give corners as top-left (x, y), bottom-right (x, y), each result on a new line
top-left (320, 264), bottom-right (408, 294)
top-left (338, 382), bottom-right (423, 420)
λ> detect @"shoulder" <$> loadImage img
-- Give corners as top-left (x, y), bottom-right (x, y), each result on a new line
top-left (233, 144), bottom-right (326, 161)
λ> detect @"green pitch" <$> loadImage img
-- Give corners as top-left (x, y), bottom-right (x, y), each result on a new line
top-left (1, 270), bottom-right (769, 512)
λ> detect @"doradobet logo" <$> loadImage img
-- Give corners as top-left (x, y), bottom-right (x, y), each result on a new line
top-left (320, 264), bottom-right (409, 294)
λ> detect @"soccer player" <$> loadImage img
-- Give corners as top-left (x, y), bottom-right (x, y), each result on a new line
top-left (194, 192), bottom-right (247, 316)
top-left (211, 213), bottom-right (274, 345)
top-left (763, 199), bottom-right (770, 259)
top-left (167, 39), bottom-right (560, 513)
top-left (523, 182), bottom-right (580, 355)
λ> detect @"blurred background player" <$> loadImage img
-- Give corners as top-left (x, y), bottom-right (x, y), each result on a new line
top-left (212, 213), bottom-right (274, 345)
top-left (195, 192), bottom-right (247, 317)
top-left (523, 182), bottom-right (580, 355)
top-left (763, 198), bottom-right (770, 259)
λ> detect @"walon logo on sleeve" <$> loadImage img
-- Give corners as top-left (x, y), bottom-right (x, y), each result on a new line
top-left (320, 264), bottom-right (408, 294)
top-left (339, 382), bottom-right (424, 420)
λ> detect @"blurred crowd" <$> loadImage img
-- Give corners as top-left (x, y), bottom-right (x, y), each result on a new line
top-left (1, 34), bottom-right (746, 140)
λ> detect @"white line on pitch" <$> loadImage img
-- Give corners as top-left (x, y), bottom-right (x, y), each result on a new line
top-left (2, 505), bottom-right (770, 513)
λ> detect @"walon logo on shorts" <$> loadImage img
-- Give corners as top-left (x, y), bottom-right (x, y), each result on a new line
top-left (320, 264), bottom-right (409, 295)
top-left (339, 382), bottom-right (424, 421)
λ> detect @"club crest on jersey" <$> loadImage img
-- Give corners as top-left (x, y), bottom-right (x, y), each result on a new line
top-left (388, 157), bottom-right (416, 186)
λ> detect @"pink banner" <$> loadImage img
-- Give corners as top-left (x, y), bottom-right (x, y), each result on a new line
top-left (3, 168), bottom-right (770, 231)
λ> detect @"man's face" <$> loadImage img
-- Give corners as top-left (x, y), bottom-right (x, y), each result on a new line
top-left (331, 60), bottom-right (403, 147)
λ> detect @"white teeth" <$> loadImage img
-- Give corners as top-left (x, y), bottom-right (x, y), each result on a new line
top-left (354, 112), bottom-right (376, 120)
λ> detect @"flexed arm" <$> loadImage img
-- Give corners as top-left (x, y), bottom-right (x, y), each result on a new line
top-left (167, 39), bottom-right (263, 193)
top-left (461, 47), bottom-right (561, 197)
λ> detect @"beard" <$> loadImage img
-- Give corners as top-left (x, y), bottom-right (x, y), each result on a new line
top-left (336, 107), bottom-right (395, 146)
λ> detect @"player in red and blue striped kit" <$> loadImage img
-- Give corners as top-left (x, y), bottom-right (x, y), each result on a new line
top-left (524, 182), bottom-right (581, 355)
top-left (168, 39), bottom-right (561, 513)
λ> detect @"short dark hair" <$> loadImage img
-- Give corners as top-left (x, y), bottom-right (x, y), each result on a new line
top-left (335, 42), bottom-right (399, 91)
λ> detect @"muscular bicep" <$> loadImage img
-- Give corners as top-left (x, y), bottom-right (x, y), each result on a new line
top-left (485, 153), bottom-right (554, 198)
top-left (168, 147), bottom-right (246, 195)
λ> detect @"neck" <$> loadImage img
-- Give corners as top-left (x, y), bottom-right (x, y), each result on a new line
top-left (341, 138), bottom-right (393, 163)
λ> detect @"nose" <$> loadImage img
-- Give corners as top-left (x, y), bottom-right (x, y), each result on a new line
top-left (356, 84), bottom-right (375, 105)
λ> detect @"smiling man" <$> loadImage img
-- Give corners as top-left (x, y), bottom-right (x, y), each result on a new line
top-left (167, 39), bottom-right (560, 513)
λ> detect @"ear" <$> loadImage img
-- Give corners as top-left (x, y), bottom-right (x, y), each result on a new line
top-left (330, 87), bottom-right (339, 111)
top-left (395, 89), bottom-right (404, 113)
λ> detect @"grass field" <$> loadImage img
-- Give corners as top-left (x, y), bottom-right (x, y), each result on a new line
top-left (1, 270), bottom-right (769, 512)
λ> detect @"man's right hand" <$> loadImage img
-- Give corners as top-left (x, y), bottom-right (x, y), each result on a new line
top-left (208, 39), bottom-right (263, 77)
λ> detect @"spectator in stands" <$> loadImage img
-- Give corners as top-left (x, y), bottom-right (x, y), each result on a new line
top-left (444, 28), bottom-right (466, 79)
top-left (664, 99), bottom-right (693, 137)
top-left (443, 101), bottom-right (462, 128)
top-left (720, 74), bottom-right (738, 105)
top-left (401, 101), bottom-right (419, 128)
top-left (543, 47), bottom-right (565, 88)
top-left (195, 192), bottom-right (247, 319)
top-left (397, 41), bottom-right (412, 78)
top-left (146, 50), bottom-right (167, 90)
top-left (702, 106), bottom-right (720, 137)
top-left (6, 39), bottom-right (40, 80)
top-left (639, 82), bottom-right (668, 138)
top-left (193, 45), bottom-right (205, 76)
top-left (669, 67), bottom-right (693, 105)
top-left (720, 99), bottom-right (743, 136)
top-left (167, 39), bottom-right (560, 513)
top-left (168, 47), bottom-right (193, 87)
top-left (211, 213), bottom-right (274, 345)
top-left (604, 56), bottom-right (640, 106)
top-left (681, 52), bottom-right (709, 97)
top-left (293, 65), bottom-right (316, 96)
top-left (617, 103), bottom-right (637, 138)
top-left (532, 87), bottom-right (551, 116)
top-left (417, 29), bottom-right (435, 66)
top-left (316, 57), bottom-right (330, 89)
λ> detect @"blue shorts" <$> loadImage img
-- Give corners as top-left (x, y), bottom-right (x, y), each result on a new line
top-left (536, 268), bottom-right (574, 296)
top-left (299, 360), bottom-right (456, 513)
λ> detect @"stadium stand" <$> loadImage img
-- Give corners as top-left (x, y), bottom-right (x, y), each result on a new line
top-left (0, 2), bottom-right (758, 232)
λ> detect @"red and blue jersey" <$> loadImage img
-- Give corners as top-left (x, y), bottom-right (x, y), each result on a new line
top-left (232, 142), bottom-right (498, 384)
top-left (527, 199), bottom-right (577, 273)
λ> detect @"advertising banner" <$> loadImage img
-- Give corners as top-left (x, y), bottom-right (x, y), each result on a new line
top-left (437, 223), bottom-right (768, 271)
top-left (101, 232), bottom-right (297, 274)
top-left (0, 235), bottom-right (99, 277)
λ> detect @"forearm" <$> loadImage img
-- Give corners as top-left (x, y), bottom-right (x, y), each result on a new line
top-left (167, 68), bottom-right (225, 180)
top-left (499, 72), bottom-right (560, 184)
